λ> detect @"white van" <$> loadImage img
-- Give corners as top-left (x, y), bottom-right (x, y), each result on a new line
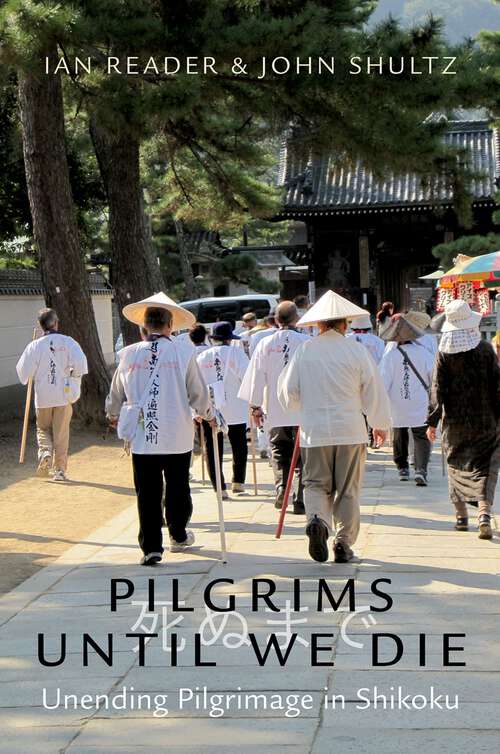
top-left (179, 294), bottom-right (279, 330)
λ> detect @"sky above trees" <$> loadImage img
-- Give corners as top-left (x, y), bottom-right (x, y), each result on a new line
top-left (372, 0), bottom-right (499, 42)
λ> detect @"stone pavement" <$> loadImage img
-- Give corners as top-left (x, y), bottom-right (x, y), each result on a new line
top-left (0, 444), bottom-right (499, 754)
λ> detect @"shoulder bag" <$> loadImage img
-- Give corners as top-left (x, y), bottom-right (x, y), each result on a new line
top-left (397, 345), bottom-right (430, 395)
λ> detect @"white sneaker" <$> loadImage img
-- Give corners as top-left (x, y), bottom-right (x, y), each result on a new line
top-left (221, 490), bottom-right (230, 501)
top-left (232, 482), bottom-right (244, 494)
top-left (51, 470), bottom-right (67, 483)
top-left (36, 453), bottom-right (52, 477)
top-left (140, 552), bottom-right (162, 566)
top-left (169, 530), bottom-right (195, 552)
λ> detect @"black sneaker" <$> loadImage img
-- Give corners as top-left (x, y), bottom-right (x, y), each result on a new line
top-left (414, 470), bottom-right (428, 487)
top-left (293, 498), bottom-right (306, 515)
top-left (399, 468), bottom-right (410, 481)
top-left (140, 552), bottom-right (162, 566)
top-left (334, 542), bottom-right (353, 563)
top-left (305, 515), bottom-right (329, 562)
top-left (478, 514), bottom-right (493, 540)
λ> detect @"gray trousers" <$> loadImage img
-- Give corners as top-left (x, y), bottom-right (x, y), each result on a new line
top-left (301, 444), bottom-right (366, 551)
top-left (393, 426), bottom-right (430, 473)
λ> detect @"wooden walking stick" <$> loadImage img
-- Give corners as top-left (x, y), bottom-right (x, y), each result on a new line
top-left (199, 423), bottom-right (206, 483)
top-left (212, 425), bottom-right (228, 564)
top-left (248, 410), bottom-right (258, 496)
top-left (275, 430), bottom-right (301, 539)
top-left (19, 328), bottom-right (37, 464)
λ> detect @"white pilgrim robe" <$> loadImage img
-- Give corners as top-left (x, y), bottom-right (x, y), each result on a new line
top-left (346, 331), bottom-right (385, 364)
top-left (107, 338), bottom-right (210, 454)
top-left (248, 326), bottom-right (278, 356)
top-left (16, 333), bottom-right (87, 409)
top-left (379, 343), bottom-right (434, 428)
top-left (384, 334), bottom-right (438, 358)
top-left (239, 328), bottom-right (310, 428)
top-left (278, 329), bottom-right (391, 448)
top-left (196, 344), bottom-right (249, 425)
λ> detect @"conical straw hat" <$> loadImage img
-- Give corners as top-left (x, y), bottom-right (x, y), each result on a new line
top-left (380, 314), bottom-right (425, 343)
top-left (122, 292), bottom-right (195, 331)
top-left (297, 290), bottom-right (369, 327)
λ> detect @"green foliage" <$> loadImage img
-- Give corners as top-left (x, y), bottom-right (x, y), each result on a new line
top-left (64, 111), bottom-right (108, 251)
top-left (0, 0), bottom-right (79, 63)
top-left (5, 0), bottom-right (490, 223)
top-left (221, 219), bottom-right (293, 248)
top-left (432, 232), bottom-right (500, 269)
top-left (2, 0), bottom-right (498, 268)
top-left (0, 74), bottom-right (107, 248)
top-left (212, 254), bottom-right (279, 294)
top-left (0, 75), bottom-right (31, 240)
top-left (143, 130), bottom-right (281, 233)
top-left (477, 1), bottom-right (500, 121)
top-left (0, 236), bottom-right (37, 268)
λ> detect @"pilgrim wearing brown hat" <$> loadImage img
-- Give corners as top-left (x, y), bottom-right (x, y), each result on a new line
top-left (277, 291), bottom-right (391, 564)
top-left (379, 313), bottom-right (434, 486)
top-left (383, 310), bottom-right (438, 357)
top-left (427, 301), bottom-right (499, 539)
top-left (106, 293), bottom-right (212, 565)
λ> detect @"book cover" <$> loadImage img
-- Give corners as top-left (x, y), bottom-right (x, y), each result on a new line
top-left (0, 1), bottom-right (499, 753)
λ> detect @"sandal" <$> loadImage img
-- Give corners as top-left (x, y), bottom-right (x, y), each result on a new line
top-left (454, 516), bottom-right (468, 531)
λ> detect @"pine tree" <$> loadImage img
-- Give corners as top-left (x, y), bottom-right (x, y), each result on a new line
top-left (2, 0), bottom-right (495, 364)
top-left (1, 3), bottom-right (110, 422)
top-left (478, 0), bottom-right (500, 223)
top-left (432, 233), bottom-right (500, 269)
top-left (51, 0), bottom-right (491, 244)
top-left (89, 116), bottom-right (165, 345)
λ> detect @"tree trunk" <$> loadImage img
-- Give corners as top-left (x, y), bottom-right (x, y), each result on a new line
top-left (174, 220), bottom-right (196, 300)
top-left (90, 116), bottom-right (165, 345)
top-left (18, 45), bottom-right (110, 424)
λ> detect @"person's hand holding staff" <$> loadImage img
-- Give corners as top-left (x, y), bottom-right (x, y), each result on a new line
top-left (19, 327), bottom-right (38, 464)
top-left (372, 429), bottom-right (387, 449)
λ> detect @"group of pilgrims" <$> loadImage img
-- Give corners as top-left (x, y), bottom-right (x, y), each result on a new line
top-left (16, 287), bottom-right (500, 565)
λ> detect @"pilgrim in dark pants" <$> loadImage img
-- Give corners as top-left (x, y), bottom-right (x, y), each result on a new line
top-left (132, 451), bottom-right (193, 554)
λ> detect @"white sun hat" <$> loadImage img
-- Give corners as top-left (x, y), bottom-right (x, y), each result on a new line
top-left (350, 313), bottom-right (373, 330)
top-left (122, 292), bottom-right (196, 331)
top-left (441, 299), bottom-right (482, 333)
top-left (297, 290), bottom-right (369, 327)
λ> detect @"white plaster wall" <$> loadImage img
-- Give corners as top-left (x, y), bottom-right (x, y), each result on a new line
top-left (0, 294), bottom-right (114, 391)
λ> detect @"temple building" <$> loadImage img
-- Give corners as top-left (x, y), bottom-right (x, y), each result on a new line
top-left (277, 115), bottom-right (499, 310)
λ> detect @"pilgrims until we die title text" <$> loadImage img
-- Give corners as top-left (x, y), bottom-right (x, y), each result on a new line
top-left (36, 577), bottom-right (467, 669)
